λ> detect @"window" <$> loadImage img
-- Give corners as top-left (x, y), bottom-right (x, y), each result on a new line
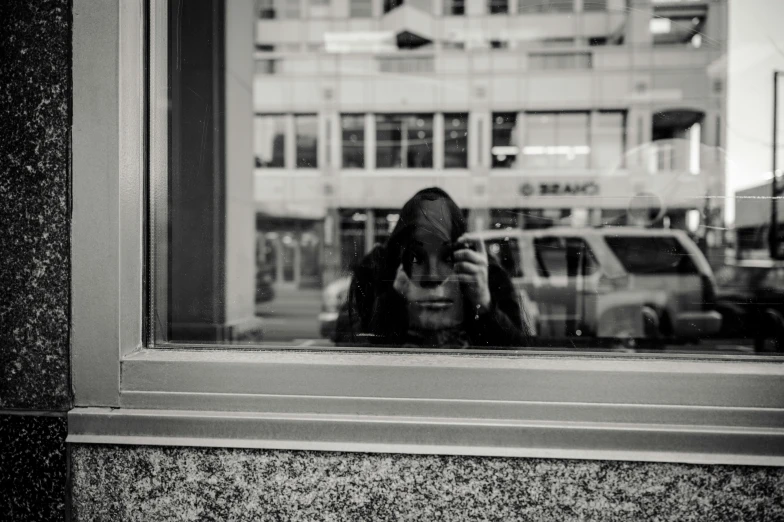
top-left (486, 238), bottom-right (523, 278)
top-left (258, 0), bottom-right (276, 18)
top-left (349, 0), bottom-right (373, 17)
top-left (341, 114), bottom-right (365, 168)
top-left (523, 112), bottom-right (589, 169)
top-left (444, 113), bottom-right (468, 169)
top-left (295, 115), bottom-right (318, 168)
top-left (582, 0), bottom-right (606, 11)
top-left (378, 56), bottom-right (434, 74)
top-left (528, 52), bottom-right (592, 70)
top-left (309, 0), bottom-right (330, 18)
top-left (534, 237), bottom-right (599, 277)
top-left (255, 115), bottom-right (286, 167)
top-left (69, 0), bottom-right (784, 471)
top-left (592, 111), bottom-right (626, 170)
top-left (376, 114), bottom-right (433, 168)
top-left (605, 236), bottom-right (698, 275)
top-left (488, 0), bottom-right (509, 15)
top-left (255, 58), bottom-right (279, 74)
top-left (445, 0), bottom-right (465, 15)
top-left (491, 112), bottom-right (519, 168)
top-left (518, 0), bottom-right (573, 13)
top-left (383, 0), bottom-right (403, 13)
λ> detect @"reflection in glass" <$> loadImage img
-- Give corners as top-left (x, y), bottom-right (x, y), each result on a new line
top-left (341, 114), bottom-right (365, 168)
top-left (295, 114), bottom-right (318, 168)
top-left (444, 113), bottom-right (468, 169)
top-left (376, 114), bottom-right (433, 169)
top-left (491, 112), bottom-right (519, 168)
top-left (255, 115), bottom-right (286, 168)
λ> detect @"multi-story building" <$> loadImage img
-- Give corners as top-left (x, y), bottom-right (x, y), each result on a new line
top-left (252, 0), bottom-right (727, 287)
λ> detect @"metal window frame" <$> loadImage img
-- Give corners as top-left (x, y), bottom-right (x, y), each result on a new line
top-left (69, 0), bottom-right (784, 466)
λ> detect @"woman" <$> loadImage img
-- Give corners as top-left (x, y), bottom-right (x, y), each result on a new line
top-left (335, 187), bottom-right (532, 348)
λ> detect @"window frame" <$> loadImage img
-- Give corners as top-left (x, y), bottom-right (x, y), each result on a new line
top-left (69, 0), bottom-right (784, 467)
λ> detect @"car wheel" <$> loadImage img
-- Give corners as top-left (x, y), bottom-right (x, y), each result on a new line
top-left (642, 306), bottom-right (672, 346)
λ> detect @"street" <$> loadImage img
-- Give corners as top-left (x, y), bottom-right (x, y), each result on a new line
top-left (255, 286), bottom-right (323, 342)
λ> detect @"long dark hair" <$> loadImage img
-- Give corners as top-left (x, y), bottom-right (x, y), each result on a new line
top-left (345, 188), bottom-right (470, 343)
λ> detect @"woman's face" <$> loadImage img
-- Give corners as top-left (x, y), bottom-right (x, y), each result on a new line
top-left (403, 198), bottom-right (464, 330)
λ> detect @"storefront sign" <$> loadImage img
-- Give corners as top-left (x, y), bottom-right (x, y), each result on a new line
top-left (520, 182), bottom-right (600, 197)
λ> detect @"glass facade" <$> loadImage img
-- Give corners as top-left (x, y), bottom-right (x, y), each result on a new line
top-left (376, 114), bottom-right (433, 169)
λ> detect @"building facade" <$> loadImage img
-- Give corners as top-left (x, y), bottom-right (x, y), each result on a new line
top-left (253, 0), bottom-right (727, 287)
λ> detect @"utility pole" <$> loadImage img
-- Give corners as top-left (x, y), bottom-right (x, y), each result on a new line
top-left (769, 71), bottom-right (783, 260)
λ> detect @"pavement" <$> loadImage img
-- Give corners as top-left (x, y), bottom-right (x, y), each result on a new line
top-left (255, 286), bottom-right (323, 342)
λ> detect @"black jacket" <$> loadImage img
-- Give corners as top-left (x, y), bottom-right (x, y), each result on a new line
top-left (335, 245), bottom-right (532, 348)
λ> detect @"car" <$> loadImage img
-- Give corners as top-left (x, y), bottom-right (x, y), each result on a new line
top-left (319, 275), bottom-right (352, 340)
top-left (712, 260), bottom-right (784, 352)
top-left (464, 227), bottom-right (722, 342)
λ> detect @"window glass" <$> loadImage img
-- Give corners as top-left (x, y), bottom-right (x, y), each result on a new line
top-left (255, 115), bottom-right (286, 167)
top-left (593, 111), bottom-right (626, 170)
top-left (605, 236), bottom-right (698, 275)
top-left (445, 0), bottom-right (465, 15)
top-left (534, 237), bottom-right (599, 277)
top-left (341, 114), bottom-right (365, 169)
top-left (295, 114), bottom-right (318, 168)
top-left (491, 112), bottom-right (519, 168)
top-left (376, 114), bottom-right (433, 168)
top-left (349, 0), bottom-right (372, 17)
top-left (523, 112), bottom-right (590, 169)
top-left (518, 0), bottom-right (573, 13)
top-left (160, 0), bottom-right (784, 355)
top-left (444, 113), bottom-right (468, 168)
top-left (486, 238), bottom-right (523, 278)
top-left (488, 0), bottom-right (509, 15)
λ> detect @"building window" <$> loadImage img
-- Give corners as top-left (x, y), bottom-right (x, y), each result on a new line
top-left (582, 0), bottom-right (606, 11)
top-left (528, 52), bottom-right (592, 70)
top-left (518, 0), bottom-right (573, 13)
top-left (383, 0), bottom-right (404, 13)
top-left (341, 114), bottom-right (365, 169)
top-left (378, 56), bottom-right (435, 74)
top-left (295, 115), bottom-right (318, 168)
top-left (349, 0), bottom-right (373, 17)
top-left (255, 58), bottom-right (279, 75)
top-left (376, 114), bottom-right (433, 168)
top-left (258, 0), bottom-right (276, 18)
top-left (491, 113), bottom-right (519, 169)
top-left (255, 115), bottom-right (286, 168)
top-left (445, 0), bottom-right (465, 15)
top-left (592, 111), bottom-right (626, 170)
top-left (444, 113), bottom-right (468, 169)
top-left (309, 0), bottom-right (330, 18)
top-left (283, 0), bottom-right (301, 18)
top-left (488, 0), bottom-right (509, 14)
top-left (524, 112), bottom-right (590, 169)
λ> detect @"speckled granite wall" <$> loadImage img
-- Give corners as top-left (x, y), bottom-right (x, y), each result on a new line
top-left (71, 446), bottom-right (784, 521)
top-left (1, 415), bottom-right (69, 520)
top-left (1, 2), bottom-right (71, 521)
top-left (0, 0), bottom-right (72, 411)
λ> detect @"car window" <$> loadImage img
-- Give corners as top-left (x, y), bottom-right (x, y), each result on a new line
top-left (534, 237), bottom-right (599, 277)
top-left (604, 236), bottom-right (699, 275)
top-left (485, 237), bottom-right (523, 278)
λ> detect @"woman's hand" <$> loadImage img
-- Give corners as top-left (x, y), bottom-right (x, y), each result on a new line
top-left (453, 239), bottom-right (491, 313)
